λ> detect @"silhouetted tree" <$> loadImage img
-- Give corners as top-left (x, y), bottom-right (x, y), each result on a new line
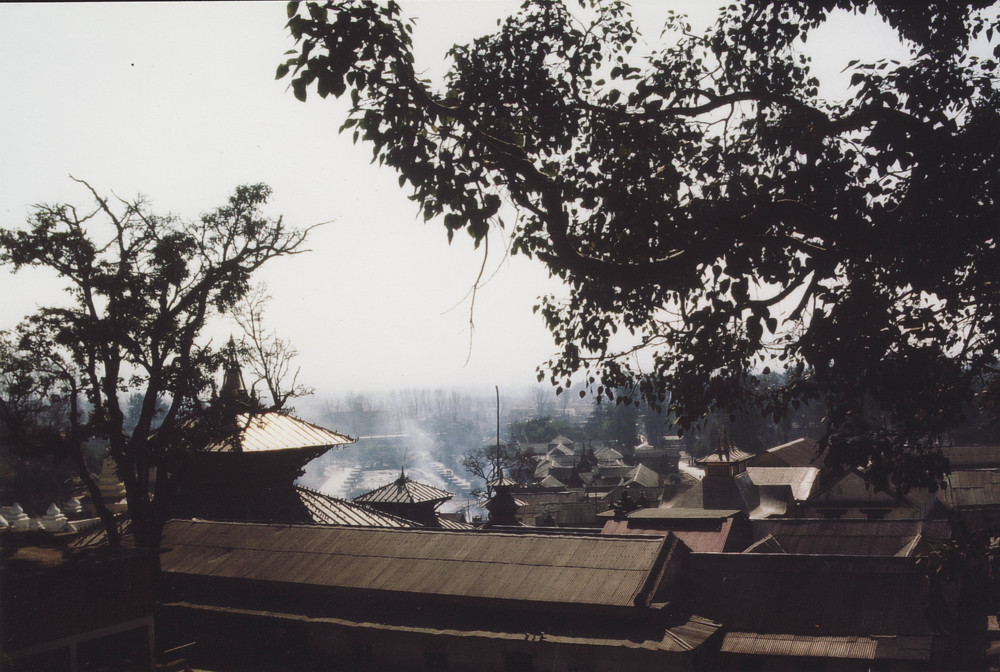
top-left (282, 0), bottom-right (1000, 492)
top-left (0, 180), bottom-right (312, 547)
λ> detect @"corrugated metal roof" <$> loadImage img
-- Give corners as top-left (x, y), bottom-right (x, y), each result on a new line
top-left (761, 438), bottom-right (822, 467)
top-left (696, 447), bottom-right (756, 464)
top-left (626, 464), bottom-right (660, 488)
top-left (160, 520), bottom-right (675, 609)
top-left (629, 508), bottom-right (740, 520)
top-left (539, 475), bottom-right (565, 488)
top-left (296, 486), bottom-right (416, 528)
top-left (942, 469), bottom-right (1000, 508)
top-left (434, 515), bottom-right (473, 530)
top-left (353, 475), bottom-right (453, 506)
top-left (940, 445), bottom-right (1000, 469)
top-left (720, 632), bottom-right (932, 661)
top-left (600, 517), bottom-right (737, 553)
top-left (686, 553), bottom-right (933, 637)
top-left (749, 519), bottom-right (951, 557)
top-left (746, 467), bottom-right (820, 501)
top-left (165, 600), bottom-right (719, 654)
top-left (203, 412), bottom-right (355, 453)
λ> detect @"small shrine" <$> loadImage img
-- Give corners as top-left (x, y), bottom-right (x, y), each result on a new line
top-left (353, 467), bottom-right (454, 527)
top-left (166, 343), bottom-right (355, 523)
top-left (2, 503), bottom-right (31, 530)
top-left (62, 497), bottom-right (83, 516)
top-left (41, 503), bottom-right (69, 532)
top-left (695, 431), bottom-right (755, 478)
top-left (96, 457), bottom-right (128, 514)
top-left (483, 475), bottom-right (522, 527)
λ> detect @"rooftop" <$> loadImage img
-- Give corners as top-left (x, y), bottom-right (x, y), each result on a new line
top-left (160, 519), bottom-right (681, 610)
top-left (202, 412), bottom-right (355, 453)
top-left (353, 472), bottom-right (453, 506)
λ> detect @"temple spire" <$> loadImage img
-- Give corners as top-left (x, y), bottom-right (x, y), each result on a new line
top-left (220, 336), bottom-right (247, 399)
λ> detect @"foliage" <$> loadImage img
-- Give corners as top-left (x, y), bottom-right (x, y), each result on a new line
top-left (507, 415), bottom-right (578, 444)
top-left (585, 393), bottom-right (639, 456)
top-left (0, 180), bottom-right (311, 546)
top-left (282, 0), bottom-right (1000, 492)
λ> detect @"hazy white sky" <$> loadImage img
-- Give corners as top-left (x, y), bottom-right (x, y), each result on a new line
top-left (0, 2), bottom-right (899, 397)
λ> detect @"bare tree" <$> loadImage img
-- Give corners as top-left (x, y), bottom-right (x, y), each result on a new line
top-left (232, 284), bottom-right (313, 410)
top-left (530, 385), bottom-right (553, 417)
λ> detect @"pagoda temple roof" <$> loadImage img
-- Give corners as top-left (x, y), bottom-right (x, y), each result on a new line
top-left (695, 446), bottom-right (756, 464)
top-left (353, 473), bottom-right (453, 506)
top-left (202, 412), bottom-right (355, 453)
top-left (487, 475), bottom-right (519, 488)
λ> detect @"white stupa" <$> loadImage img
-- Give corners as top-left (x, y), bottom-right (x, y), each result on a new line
top-left (41, 503), bottom-right (69, 532)
top-left (63, 497), bottom-right (83, 515)
top-left (0, 513), bottom-right (7, 529)
top-left (96, 457), bottom-right (128, 514)
top-left (3, 503), bottom-right (31, 530)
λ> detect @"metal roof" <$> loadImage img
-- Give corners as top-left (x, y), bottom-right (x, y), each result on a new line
top-left (746, 467), bottom-right (820, 501)
top-left (939, 445), bottom-right (1000, 469)
top-left (165, 600), bottom-right (720, 654)
top-left (627, 508), bottom-right (740, 520)
top-left (686, 553), bottom-right (935, 637)
top-left (353, 474), bottom-right (453, 506)
top-left (760, 437), bottom-right (823, 467)
top-left (434, 515), bottom-right (473, 530)
top-left (626, 464), bottom-right (661, 488)
top-left (695, 447), bottom-right (756, 464)
top-left (601, 516), bottom-right (738, 553)
top-left (296, 486), bottom-right (417, 528)
top-left (539, 475), bottom-right (566, 488)
top-left (749, 519), bottom-right (951, 557)
top-left (720, 632), bottom-right (933, 662)
top-left (942, 469), bottom-right (1000, 508)
top-left (160, 520), bottom-right (678, 609)
top-left (202, 412), bottom-right (355, 453)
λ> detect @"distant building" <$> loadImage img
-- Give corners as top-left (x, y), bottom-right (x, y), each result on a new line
top-left (353, 468), bottom-right (469, 528)
top-left (599, 508), bottom-right (751, 553)
top-left (165, 349), bottom-right (356, 524)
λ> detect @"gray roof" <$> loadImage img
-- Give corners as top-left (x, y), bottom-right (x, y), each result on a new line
top-left (203, 412), bottom-right (355, 453)
top-left (297, 486), bottom-right (417, 528)
top-left (941, 469), bottom-right (1000, 508)
top-left (749, 519), bottom-right (951, 557)
top-left (626, 464), bottom-right (661, 488)
top-left (759, 437), bottom-right (822, 467)
top-left (353, 474), bottom-right (452, 506)
top-left (939, 445), bottom-right (1000, 469)
top-left (746, 467), bottom-right (820, 502)
top-left (720, 632), bottom-right (933, 662)
top-left (624, 508), bottom-right (740, 520)
top-left (160, 519), bottom-right (680, 610)
top-left (696, 447), bottom-right (756, 464)
top-left (538, 475), bottom-right (566, 488)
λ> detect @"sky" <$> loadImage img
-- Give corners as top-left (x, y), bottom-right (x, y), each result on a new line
top-left (0, 2), bottom-right (901, 399)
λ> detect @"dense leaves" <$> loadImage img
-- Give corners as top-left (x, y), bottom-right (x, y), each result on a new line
top-left (282, 1), bottom-right (1000, 492)
top-left (0, 181), bottom-right (311, 546)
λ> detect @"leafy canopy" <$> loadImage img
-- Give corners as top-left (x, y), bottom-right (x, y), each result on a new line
top-left (0, 181), bottom-right (311, 545)
top-left (281, 1), bottom-right (1000, 492)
